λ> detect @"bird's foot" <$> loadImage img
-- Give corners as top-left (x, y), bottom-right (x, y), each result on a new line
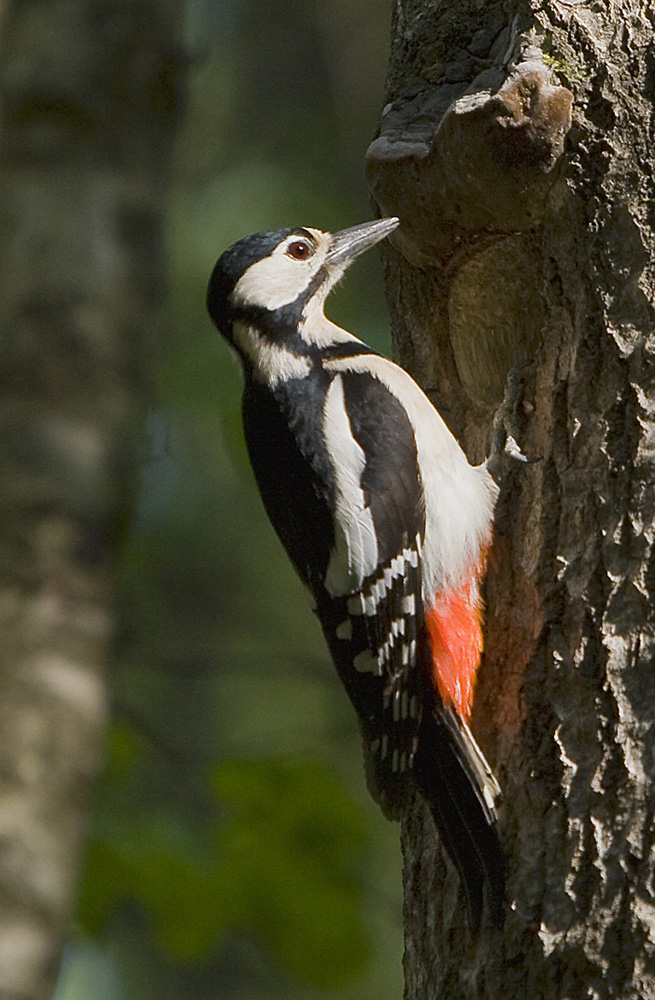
top-left (487, 364), bottom-right (541, 484)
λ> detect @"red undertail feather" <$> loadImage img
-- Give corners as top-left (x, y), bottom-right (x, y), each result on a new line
top-left (425, 577), bottom-right (483, 722)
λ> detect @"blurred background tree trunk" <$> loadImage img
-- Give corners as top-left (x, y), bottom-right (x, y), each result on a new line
top-left (368, 1), bottom-right (655, 996)
top-left (0, 2), bottom-right (183, 997)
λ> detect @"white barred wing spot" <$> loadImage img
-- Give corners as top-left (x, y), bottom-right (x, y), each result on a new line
top-left (347, 593), bottom-right (365, 616)
top-left (340, 535), bottom-right (423, 781)
top-left (335, 619), bottom-right (353, 640)
top-left (346, 535), bottom-right (422, 624)
top-left (401, 594), bottom-right (415, 615)
top-left (401, 640), bottom-right (416, 667)
top-left (353, 650), bottom-right (379, 674)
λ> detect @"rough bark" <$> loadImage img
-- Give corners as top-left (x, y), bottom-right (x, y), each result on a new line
top-left (368, 2), bottom-right (655, 997)
top-left (0, 2), bottom-right (183, 997)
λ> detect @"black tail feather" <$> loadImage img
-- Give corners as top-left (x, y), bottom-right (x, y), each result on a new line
top-left (413, 708), bottom-right (505, 932)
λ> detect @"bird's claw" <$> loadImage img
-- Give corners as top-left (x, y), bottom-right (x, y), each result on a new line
top-left (487, 366), bottom-right (540, 483)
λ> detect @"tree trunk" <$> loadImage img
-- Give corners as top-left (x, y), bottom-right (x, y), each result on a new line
top-left (0, 2), bottom-right (183, 997)
top-left (367, 2), bottom-right (655, 997)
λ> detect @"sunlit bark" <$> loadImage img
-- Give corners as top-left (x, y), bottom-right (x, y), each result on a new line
top-left (369, 2), bottom-right (655, 996)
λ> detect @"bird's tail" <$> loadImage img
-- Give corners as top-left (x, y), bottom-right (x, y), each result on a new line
top-left (413, 706), bottom-right (504, 932)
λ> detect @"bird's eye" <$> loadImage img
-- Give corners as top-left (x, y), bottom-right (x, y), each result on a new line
top-left (286, 240), bottom-right (313, 260)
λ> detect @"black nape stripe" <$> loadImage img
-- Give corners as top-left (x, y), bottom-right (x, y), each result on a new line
top-left (230, 266), bottom-right (329, 351)
top-left (231, 302), bottom-right (313, 354)
top-left (320, 342), bottom-right (380, 361)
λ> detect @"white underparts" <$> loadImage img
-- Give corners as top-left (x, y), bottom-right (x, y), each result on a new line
top-left (322, 374), bottom-right (379, 596)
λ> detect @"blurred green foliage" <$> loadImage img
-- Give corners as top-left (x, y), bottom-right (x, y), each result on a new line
top-left (80, 746), bottom-right (369, 985)
top-left (55, 1), bottom-right (404, 998)
top-left (210, 758), bottom-right (369, 986)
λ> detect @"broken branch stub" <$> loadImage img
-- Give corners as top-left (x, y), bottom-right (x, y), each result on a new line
top-left (367, 59), bottom-right (573, 270)
top-left (367, 56), bottom-right (572, 410)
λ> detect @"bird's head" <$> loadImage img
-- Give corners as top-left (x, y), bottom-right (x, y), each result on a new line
top-left (207, 218), bottom-right (399, 345)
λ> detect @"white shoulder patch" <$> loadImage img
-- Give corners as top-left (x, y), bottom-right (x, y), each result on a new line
top-left (322, 374), bottom-right (378, 596)
top-left (323, 355), bottom-right (497, 595)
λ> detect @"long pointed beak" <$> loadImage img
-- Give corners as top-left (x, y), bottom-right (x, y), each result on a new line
top-left (326, 217), bottom-right (399, 269)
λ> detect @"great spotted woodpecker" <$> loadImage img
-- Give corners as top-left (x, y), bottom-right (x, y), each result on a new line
top-left (207, 218), bottom-right (503, 927)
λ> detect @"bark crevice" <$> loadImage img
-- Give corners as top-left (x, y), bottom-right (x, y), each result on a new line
top-left (371, 2), bottom-right (655, 996)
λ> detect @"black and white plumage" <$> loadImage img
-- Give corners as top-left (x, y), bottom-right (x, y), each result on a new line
top-left (207, 219), bottom-right (504, 928)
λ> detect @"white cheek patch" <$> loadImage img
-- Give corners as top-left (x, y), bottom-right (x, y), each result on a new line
top-left (230, 231), bottom-right (329, 312)
top-left (231, 254), bottom-right (316, 310)
top-left (232, 322), bottom-right (311, 386)
top-left (322, 374), bottom-right (378, 596)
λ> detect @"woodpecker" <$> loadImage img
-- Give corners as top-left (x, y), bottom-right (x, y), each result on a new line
top-left (207, 218), bottom-right (504, 928)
